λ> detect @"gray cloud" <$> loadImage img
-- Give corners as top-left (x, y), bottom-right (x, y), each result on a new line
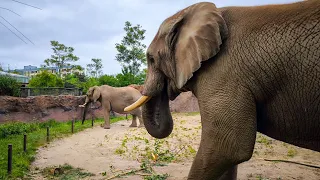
top-left (0, 0), bottom-right (301, 74)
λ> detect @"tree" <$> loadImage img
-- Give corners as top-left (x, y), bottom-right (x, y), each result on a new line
top-left (86, 58), bottom-right (103, 77)
top-left (98, 74), bottom-right (119, 87)
top-left (28, 71), bottom-right (63, 88)
top-left (44, 41), bottom-right (80, 77)
top-left (115, 21), bottom-right (147, 77)
top-left (0, 75), bottom-right (20, 96)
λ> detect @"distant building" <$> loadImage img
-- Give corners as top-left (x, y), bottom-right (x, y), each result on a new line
top-left (13, 65), bottom-right (84, 78)
top-left (0, 71), bottom-right (30, 86)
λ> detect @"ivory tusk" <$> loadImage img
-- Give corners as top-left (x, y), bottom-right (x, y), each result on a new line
top-left (124, 96), bottom-right (151, 112)
top-left (79, 103), bottom-right (86, 108)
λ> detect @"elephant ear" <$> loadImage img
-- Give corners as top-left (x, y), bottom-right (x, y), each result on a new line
top-left (92, 86), bottom-right (101, 102)
top-left (166, 2), bottom-right (228, 89)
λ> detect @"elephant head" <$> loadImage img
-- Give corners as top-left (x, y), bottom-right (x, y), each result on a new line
top-left (79, 86), bottom-right (101, 124)
top-left (124, 2), bottom-right (228, 138)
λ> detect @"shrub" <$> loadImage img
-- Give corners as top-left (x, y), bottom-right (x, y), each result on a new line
top-left (0, 119), bottom-right (60, 139)
top-left (0, 75), bottom-right (21, 96)
top-left (0, 122), bottom-right (39, 138)
top-left (28, 71), bottom-right (63, 88)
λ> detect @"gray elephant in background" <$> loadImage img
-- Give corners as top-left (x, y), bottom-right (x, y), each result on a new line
top-left (79, 85), bottom-right (144, 129)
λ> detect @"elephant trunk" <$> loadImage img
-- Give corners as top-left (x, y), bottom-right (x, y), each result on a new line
top-left (142, 89), bottom-right (173, 139)
top-left (81, 96), bottom-right (91, 125)
top-left (81, 102), bottom-right (90, 125)
top-left (124, 69), bottom-right (173, 138)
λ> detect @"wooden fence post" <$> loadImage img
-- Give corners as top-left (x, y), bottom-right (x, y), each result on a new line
top-left (71, 118), bottom-right (74, 133)
top-left (91, 109), bottom-right (94, 127)
top-left (8, 144), bottom-right (12, 174)
top-left (46, 126), bottom-right (50, 142)
top-left (23, 134), bottom-right (27, 152)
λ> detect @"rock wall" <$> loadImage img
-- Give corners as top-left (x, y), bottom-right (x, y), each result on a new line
top-left (0, 92), bottom-right (199, 123)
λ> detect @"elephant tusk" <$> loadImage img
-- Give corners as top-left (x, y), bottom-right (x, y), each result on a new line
top-left (124, 96), bottom-right (151, 112)
top-left (79, 103), bottom-right (86, 108)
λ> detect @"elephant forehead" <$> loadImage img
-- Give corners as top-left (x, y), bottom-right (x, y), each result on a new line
top-left (156, 2), bottom-right (217, 38)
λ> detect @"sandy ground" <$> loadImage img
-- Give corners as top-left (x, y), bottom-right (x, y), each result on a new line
top-left (31, 113), bottom-right (320, 180)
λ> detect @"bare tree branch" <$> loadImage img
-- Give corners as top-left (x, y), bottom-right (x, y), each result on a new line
top-left (0, 20), bottom-right (27, 44)
top-left (10, 0), bottom-right (42, 10)
top-left (0, 16), bottom-right (34, 45)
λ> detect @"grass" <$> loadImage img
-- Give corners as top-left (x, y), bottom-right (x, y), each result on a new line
top-left (0, 116), bottom-right (128, 179)
top-left (287, 147), bottom-right (297, 157)
top-left (39, 163), bottom-right (95, 180)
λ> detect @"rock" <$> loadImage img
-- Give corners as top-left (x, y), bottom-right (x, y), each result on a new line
top-left (0, 91), bottom-right (199, 123)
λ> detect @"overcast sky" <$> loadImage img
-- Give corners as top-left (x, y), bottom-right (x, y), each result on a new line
top-left (0, 0), bottom-right (301, 75)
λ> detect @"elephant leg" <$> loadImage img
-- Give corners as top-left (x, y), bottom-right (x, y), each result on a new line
top-left (103, 106), bottom-right (111, 129)
top-left (217, 165), bottom-right (237, 180)
top-left (137, 113), bottom-right (144, 128)
top-left (187, 90), bottom-right (256, 180)
top-left (129, 115), bottom-right (138, 127)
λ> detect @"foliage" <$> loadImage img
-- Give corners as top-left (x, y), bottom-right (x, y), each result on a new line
top-left (287, 147), bottom-right (297, 157)
top-left (114, 114), bottom-right (201, 165)
top-left (64, 73), bottom-right (86, 88)
top-left (98, 74), bottom-right (119, 87)
top-left (0, 75), bottom-right (21, 96)
top-left (86, 58), bottom-right (103, 77)
top-left (40, 163), bottom-right (95, 179)
top-left (0, 116), bottom-right (126, 179)
top-left (116, 71), bottom-right (146, 86)
top-left (115, 21), bottom-right (147, 84)
top-left (43, 41), bottom-right (80, 77)
top-left (98, 71), bottom-right (145, 87)
top-left (0, 122), bottom-right (39, 138)
top-left (82, 77), bottom-right (99, 91)
top-left (28, 71), bottom-right (63, 88)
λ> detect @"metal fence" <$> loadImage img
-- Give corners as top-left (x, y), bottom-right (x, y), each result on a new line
top-left (20, 87), bottom-right (83, 97)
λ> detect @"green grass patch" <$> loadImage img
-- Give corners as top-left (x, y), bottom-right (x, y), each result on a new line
top-left (183, 112), bottom-right (200, 116)
top-left (40, 163), bottom-right (95, 180)
top-left (0, 116), bottom-right (127, 179)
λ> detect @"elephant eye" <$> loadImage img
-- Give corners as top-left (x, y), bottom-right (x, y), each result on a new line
top-left (149, 57), bottom-right (155, 63)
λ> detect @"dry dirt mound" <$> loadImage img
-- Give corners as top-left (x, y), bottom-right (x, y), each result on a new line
top-left (30, 113), bottom-right (320, 180)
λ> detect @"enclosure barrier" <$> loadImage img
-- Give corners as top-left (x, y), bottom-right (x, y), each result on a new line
top-left (7, 144), bottom-right (12, 174)
top-left (20, 87), bottom-right (83, 97)
top-left (6, 109), bottom-right (97, 175)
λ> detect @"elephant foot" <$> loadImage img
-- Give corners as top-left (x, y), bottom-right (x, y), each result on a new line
top-left (101, 124), bottom-right (110, 129)
top-left (138, 124), bottom-right (145, 128)
top-left (129, 124), bottom-right (138, 127)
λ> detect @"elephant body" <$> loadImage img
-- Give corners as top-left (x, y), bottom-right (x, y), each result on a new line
top-left (81, 85), bottom-right (144, 129)
top-left (124, 0), bottom-right (320, 180)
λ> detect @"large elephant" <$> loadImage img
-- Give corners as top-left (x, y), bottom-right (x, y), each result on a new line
top-left (124, 1), bottom-right (320, 180)
top-left (79, 85), bottom-right (144, 129)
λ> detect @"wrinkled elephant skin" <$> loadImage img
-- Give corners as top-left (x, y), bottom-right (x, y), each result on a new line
top-left (125, 1), bottom-right (320, 179)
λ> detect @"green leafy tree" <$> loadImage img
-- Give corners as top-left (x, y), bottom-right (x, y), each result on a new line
top-left (86, 58), bottom-right (103, 77)
top-left (98, 74), bottom-right (119, 87)
top-left (115, 21), bottom-right (147, 79)
top-left (0, 75), bottom-right (20, 96)
top-left (82, 77), bottom-right (99, 92)
top-left (44, 41), bottom-right (80, 77)
top-left (28, 71), bottom-right (63, 88)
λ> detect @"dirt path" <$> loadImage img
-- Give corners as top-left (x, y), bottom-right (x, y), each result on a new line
top-left (31, 113), bottom-right (320, 180)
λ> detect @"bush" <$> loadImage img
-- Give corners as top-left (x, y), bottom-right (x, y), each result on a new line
top-left (0, 119), bottom-right (61, 139)
top-left (98, 74), bottom-right (120, 87)
top-left (0, 75), bottom-right (20, 96)
top-left (0, 122), bottom-right (39, 138)
top-left (28, 71), bottom-right (63, 88)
